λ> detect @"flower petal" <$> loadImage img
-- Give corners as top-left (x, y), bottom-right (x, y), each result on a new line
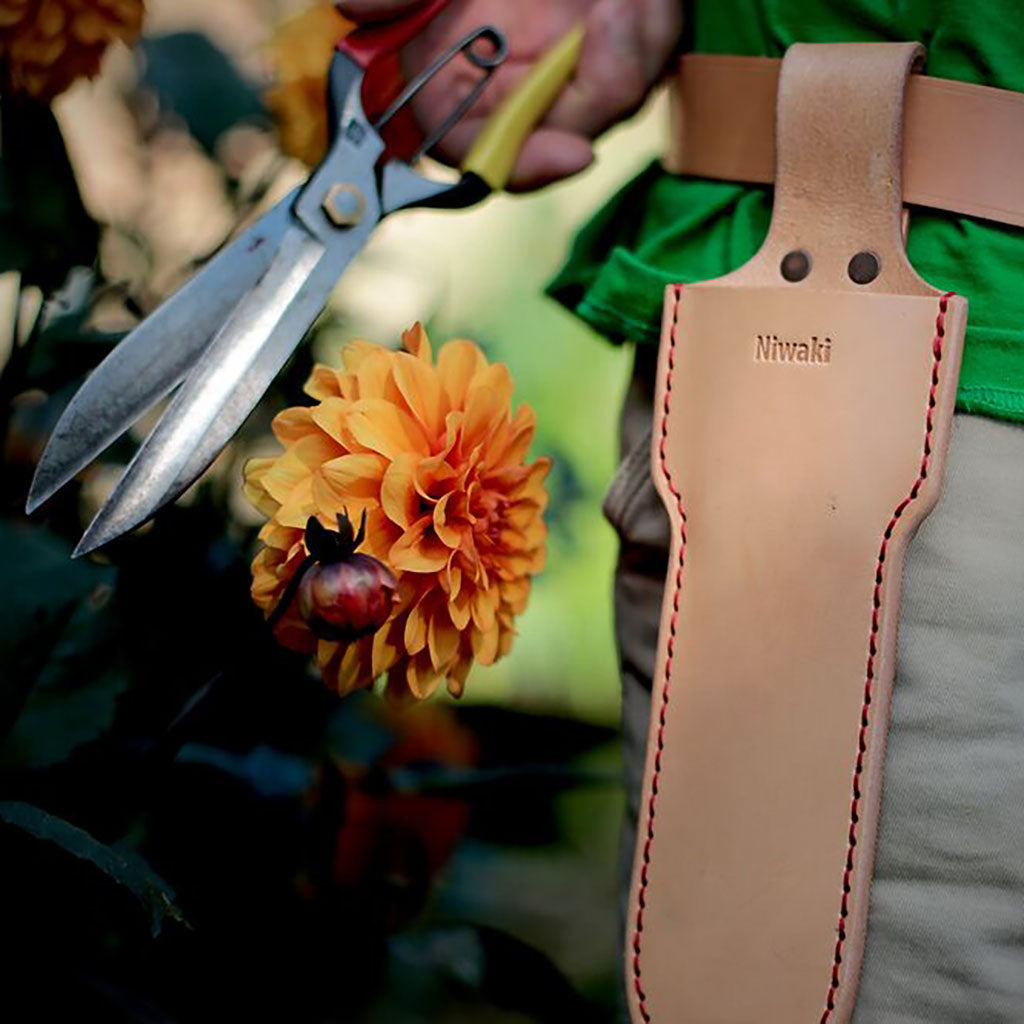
top-left (304, 364), bottom-right (344, 400)
top-left (316, 639), bottom-right (341, 668)
top-left (272, 406), bottom-right (320, 444)
top-left (415, 453), bottom-right (458, 502)
top-left (275, 474), bottom-right (316, 528)
top-left (354, 347), bottom-right (403, 404)
top-left (437, 339), bottom-right (485, 408)
top-left (341, 339), bottom-right (380, 374)
top-left (260, 441), bottom-right (323, 505)
top-left (243, 457), bottom-right (280, 516)
top-left (487, 458), bottom-right (551, 506)
top-left (432, 491), bottom-right (463, 549)
top-left (405, 651), bottom-right (442, 699)
top-left (497, 620), bottom-right (516, 659)
top-left (461, 385), bottom-right (501, 453)
top-left (390, 515), bottom-right (450, 573)
top-left (310, 396), bottom-right (365, 450)
top-left (446, 657), bottom-right (471, 698)
top-left (317, 452), bottom-right (387, 504)
top-left (500, 577), bottom-right (531, 615)
top-left (403, 591), bottom-right (429, 655)
top-left (332, 637), bottom-right (375, 695)
top-left (428, 605), bottom-right (460, 671)
top-left (358, 506), bottom-right (403, 562)
top-left (381, 452), bottom-right (421, 529)
top-left (485, 403), bottom-right (536, 470)
top-left (257, 520), bottom-right (301, 551)
top-left (393, 350), bottom-right (445, 437)
top-left (402, 322), bottom-right (432, 363)
top-left (470, 584), bottom-right (499, 633)
top-left (444, 559), bottom-right (462, 600)
top-left (448, 582), bottom-right (472, 631)
top-left (347, 398), bottom-right (430, 459)
top-left (472, 623), bottom-right (500, 666)
top-left (372, 618), bottom-right (403, 676)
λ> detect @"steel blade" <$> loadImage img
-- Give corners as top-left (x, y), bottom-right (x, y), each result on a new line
top-left (26, 191), bottom-right (298, 514)
top-left (73, 221), bottom-right (368, 557)
top-left (73, 52), bottom-right (386, 555)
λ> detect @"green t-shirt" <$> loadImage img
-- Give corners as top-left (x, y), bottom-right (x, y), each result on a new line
top-left (549, 0), bottom-right (1024, 423)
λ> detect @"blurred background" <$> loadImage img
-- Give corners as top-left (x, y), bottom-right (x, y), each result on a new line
top-left (0, 1), bottom-right (665, 1019)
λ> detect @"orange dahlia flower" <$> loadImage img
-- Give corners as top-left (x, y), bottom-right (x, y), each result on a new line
top-left (245, 325), bottom-right (549, 701)
top-left (0, 0), bottom-right (143, 100)
top-left (263, 0), bottom-right (352, 167)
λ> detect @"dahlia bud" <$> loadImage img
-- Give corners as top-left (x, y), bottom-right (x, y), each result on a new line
top-left (295, 513), bottom-right (397, 643)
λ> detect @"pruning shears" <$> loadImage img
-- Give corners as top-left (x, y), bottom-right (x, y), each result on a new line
top-left (27, 0), bottom-right (583, 556)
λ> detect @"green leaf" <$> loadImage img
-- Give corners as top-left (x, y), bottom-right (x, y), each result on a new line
top-left (0, 522), bottom-right (120, 765)
top-left (0, 801), bottom-right (186, 936)
top-left (0, 97), bottom-right (98, 289)
top-left (383, 925), bottom-right (597, 1023)
top-left (175, 743), bottom-right (314, 798)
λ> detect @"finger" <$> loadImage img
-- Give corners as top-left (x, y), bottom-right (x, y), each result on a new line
top-left (336, 0), bottom-right (426, 24)
top-left (433, 119), bottom-right (594, 191)
top-left (545, 0), bottom-right (683, 137)
top-left (506, 127), bottom-right (594, 191)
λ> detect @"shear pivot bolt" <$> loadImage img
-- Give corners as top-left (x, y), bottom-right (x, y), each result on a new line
top-left (323, 183), bottom-right (365, 227)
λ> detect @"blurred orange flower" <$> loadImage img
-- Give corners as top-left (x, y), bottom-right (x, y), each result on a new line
top-left (0, 0), bottom-right (143, 100)
top-left (245, 325), bottom-right (549, 701)
top-left (263, 0), bottom-right (351, 166)
top-left (330, 702), bottom-right (476, 911)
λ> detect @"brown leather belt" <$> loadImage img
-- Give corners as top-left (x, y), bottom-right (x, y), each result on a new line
top-left (665, 53), bottom-right (1024, 229)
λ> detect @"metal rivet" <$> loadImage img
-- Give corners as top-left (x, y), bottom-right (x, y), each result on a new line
top-left (848, 251), bottom-right (880, 285)
top-left (322, 183), bottom-right (365, 227)
top-left (780, 249), bottom-right (811, 282)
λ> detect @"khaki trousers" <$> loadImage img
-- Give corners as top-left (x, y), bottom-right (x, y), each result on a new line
top-left (606, 345), bottom-right (1024, 1022)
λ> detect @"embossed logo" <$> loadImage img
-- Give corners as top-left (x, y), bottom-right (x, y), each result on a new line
top-left (754, 334), bottom-right (832, 365)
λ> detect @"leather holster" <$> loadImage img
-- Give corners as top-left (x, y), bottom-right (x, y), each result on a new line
top-left (626, 42), bottom-right (967, 1024)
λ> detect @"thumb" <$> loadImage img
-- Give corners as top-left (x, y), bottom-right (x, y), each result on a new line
top-left (506, 127), bottom-right (595, 191)
top-left (433, 118), bottom-right (594, 192)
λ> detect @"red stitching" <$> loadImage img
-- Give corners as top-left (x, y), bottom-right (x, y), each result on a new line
top-left (632, 288), bottom-right (955, 1024)
top-left (819, 291), bottom-right (954, 1023)
top-left (632, 284), bottom-right (687, 1022)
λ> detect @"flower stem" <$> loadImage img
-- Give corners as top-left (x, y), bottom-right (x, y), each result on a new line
top-left (265, 553), bottom-right (315, 632)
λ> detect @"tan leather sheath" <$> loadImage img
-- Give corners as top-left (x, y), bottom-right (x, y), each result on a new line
top-left (665, 52), bottom-right (1024, 229)
top-left (627, 43), bottom-right (967, 1024)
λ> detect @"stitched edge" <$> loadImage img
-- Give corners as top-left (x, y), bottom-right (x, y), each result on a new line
top-left (819, 291), bottom-right (954, 1023)
top-left (631, 283), bottom-right (686, 1022)
top-left (630, 288), bottom-right (955, 1023)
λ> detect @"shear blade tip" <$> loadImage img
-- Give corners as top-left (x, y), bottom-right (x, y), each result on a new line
top-left (73, 511), bottom-right (125, 558)
top-left (25, 471), bottom-right (54, 515)
top-left (72, 531), bottom-right (115, 559)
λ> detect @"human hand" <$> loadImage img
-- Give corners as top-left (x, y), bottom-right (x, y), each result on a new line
top-left (338, 0), bottom-right (683, 189)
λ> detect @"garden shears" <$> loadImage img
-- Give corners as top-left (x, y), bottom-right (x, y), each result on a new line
top-left (27, 0), bottom-right (583, 556)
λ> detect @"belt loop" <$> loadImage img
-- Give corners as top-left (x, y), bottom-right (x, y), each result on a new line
top-left (763, 42), bottom-right (925, 292)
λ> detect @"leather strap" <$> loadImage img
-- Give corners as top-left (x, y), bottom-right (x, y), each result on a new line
top-left (666, 52), bottom-right (1024, 229)
top-left (629, 43), bottom-right (967, 1023)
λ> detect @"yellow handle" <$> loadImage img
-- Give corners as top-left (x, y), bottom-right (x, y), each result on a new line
top-left (462, 23), bottom-right (584, 191)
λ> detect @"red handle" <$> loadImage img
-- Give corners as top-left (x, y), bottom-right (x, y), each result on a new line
top-left (337, 0), bottom-right (451, 70)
